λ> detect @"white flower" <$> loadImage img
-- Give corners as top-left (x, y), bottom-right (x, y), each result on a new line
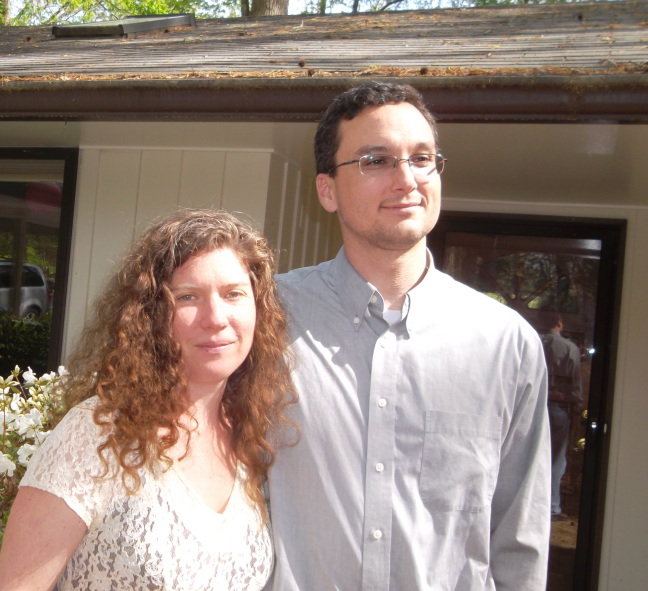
top-left (9, 393), bottom-right (24, 412)
top-left (22, 367), bottom-right (36, 385)
top-left (0, 452), bottom-right (16, 477)
top-left (11, 409), bottom-right (43, 437)
top-left (0, 375), bottom-right (18, 395)
top-left (17, 443), bottom-right (38, 466)
top-left (33, 430), bottom-right (51, 445)
top-left (1, 366), bottom-right (66, 536)
top-left (1, 411), bottom-right (17, 433)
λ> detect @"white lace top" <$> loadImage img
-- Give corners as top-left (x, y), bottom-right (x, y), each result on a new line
top-left (21, 397), bottom-right (273, 591)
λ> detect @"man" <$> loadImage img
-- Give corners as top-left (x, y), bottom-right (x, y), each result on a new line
top-left (267, 82), bottom-right (550, 590)
top-left (540, 312), bottom-right (583, 521)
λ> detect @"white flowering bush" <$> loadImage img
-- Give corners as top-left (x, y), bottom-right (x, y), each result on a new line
top-left (1, 366), bottom-right (66, 542)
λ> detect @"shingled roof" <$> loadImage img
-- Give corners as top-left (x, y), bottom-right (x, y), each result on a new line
top-left (1, 1), bottom-right (647, 122)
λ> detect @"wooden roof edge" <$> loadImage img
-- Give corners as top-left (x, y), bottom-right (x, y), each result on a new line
top-left (1, 72), bottom-right (647, 90)
top-left (1, 74), bottom-right (647, 124)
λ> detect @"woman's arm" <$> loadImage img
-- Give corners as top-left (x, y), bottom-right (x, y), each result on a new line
top-left (0, 486), bottom-right (87, 591)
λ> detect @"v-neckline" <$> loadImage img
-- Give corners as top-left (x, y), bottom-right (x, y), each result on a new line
top-left (170, 461), bottom-right (240, 517)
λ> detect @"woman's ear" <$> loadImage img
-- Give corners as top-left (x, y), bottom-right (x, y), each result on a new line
top-left (316, 173), bottom-right (338, 213)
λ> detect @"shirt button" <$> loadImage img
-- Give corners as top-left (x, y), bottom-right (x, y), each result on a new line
top-left (353, 316), bottom-right (360, 325)
top-left (370, 295), bottom-right (377, 304)
top-left (375, 462), bottom-right (384, 472)
top-left (372, 529), bottom-right (383, 540)
top-left (378, 398), bottom-right (387, 408)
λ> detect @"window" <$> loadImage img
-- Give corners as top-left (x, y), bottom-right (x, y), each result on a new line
top-left (0, 148), bottom-right (78, 374)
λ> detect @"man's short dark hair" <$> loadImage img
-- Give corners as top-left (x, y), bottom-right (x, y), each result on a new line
top-left (538, 311), bottom-right (563, 332)
top-left (314, 81), bottom-right (439, 176)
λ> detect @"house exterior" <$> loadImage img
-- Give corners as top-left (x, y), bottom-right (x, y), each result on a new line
top-left (1, 2), bottom-right (647, 589)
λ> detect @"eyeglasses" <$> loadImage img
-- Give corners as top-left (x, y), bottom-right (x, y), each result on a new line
top-left (328, 153), bottom-right (446, 177)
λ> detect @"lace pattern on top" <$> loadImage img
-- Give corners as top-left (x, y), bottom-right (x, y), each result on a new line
top-left (21, 398), bottom-right (273, 591)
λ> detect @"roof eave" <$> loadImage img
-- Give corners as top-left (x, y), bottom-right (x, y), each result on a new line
top-left (1, 75), bottom-right (647, 124)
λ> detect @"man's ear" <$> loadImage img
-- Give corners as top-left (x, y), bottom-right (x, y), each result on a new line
top-left (316, 173), bottom-right (338, 213)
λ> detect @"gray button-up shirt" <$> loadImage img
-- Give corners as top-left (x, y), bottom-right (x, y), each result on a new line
top-left (267, 248), bottom-right (550, 591)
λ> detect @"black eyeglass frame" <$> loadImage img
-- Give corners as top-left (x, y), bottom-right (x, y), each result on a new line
top-left (327, 153), bottom-right (447, 176)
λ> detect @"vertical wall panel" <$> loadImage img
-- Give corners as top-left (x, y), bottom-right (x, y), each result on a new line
top-left (300, 178), bottom-right (341, 268)
top-left (263, 154), bottom-right (289, 262)
top-left (178, 151), bottom-right (226, 209)
top-left (134, 150), bottom-right (183, 229)
top-left (278, 163), bottom-right (301, 273)
top-left (89, 150), bottom-right (141, 301)
top-left (267, 162), bottom-right (342, 272)
top-left (285, 164), bottom-right (304, 271)
top-left (64, 148), bottom-right (100, 356)
top-left (222, 152), bottom-right (271, 227)
top-left (64, 148), bottom-right (141, 356)
top-left (600, 209), bottom-right (648, 591)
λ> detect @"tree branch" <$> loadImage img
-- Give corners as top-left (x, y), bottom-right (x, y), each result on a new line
top-left (380, 0), bottom-right (406, 11)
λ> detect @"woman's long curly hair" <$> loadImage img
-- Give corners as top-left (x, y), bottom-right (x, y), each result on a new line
top-left (64, 208), bottom-right (296, 521)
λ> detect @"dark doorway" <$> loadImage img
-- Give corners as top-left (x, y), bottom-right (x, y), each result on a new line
top-left (429, 211), bottom-right (625, 591)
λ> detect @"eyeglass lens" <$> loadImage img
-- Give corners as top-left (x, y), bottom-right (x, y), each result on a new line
top-left (359, 154), bottom-right (444, 176)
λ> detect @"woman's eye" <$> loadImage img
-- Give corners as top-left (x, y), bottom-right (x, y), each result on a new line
top-left (177, 294), bottom-right (195, 302)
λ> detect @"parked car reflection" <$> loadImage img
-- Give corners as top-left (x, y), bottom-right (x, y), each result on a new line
top-left (0, 262), bottom-right (51, 318)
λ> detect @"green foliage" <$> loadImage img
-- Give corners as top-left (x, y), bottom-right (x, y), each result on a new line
top-left (11, 0), bottom-right (236, 26)
top-left (8, 0), bottom-right (604, 25)
top-left (299, 0), bottom-right (446, 14)
top-left (0, 312), bottom-right (51, 377)
top-left (1, 233), bottom-right (57, 274)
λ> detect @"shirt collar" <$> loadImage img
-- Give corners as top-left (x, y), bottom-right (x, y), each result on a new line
top-left (330, 247), bottom-right (439, 333)
top-left (330, 248), bottom-right (378, 332)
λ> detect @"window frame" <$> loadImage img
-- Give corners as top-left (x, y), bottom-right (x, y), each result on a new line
top-left (0, 147), bottom-right (79, 370)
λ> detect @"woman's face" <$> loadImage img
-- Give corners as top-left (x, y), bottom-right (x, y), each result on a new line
top-left (170, 247), bottom-right (256, 397)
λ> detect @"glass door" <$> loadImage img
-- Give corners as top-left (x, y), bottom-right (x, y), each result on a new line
top-left (429, 212), bottom-right (625, 591)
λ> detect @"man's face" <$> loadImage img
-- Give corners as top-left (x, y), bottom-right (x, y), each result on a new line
top-left (316, 102), bottom-right (442, 255)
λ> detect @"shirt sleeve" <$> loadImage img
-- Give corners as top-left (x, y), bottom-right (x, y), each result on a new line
top-left (20, 401), bottom-right (117, 528)
top-left (490, 326), bottom-right (552, 590)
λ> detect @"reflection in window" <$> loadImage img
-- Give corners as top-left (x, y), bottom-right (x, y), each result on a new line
top-left (444, 233), bottom-right (601, 320)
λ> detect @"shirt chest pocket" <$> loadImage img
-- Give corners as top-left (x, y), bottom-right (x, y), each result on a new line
top-left (419, 411), bottom-right (502, 513)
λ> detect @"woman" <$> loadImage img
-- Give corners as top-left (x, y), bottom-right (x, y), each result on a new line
top-left (0, 209), bottom-right (296, 591)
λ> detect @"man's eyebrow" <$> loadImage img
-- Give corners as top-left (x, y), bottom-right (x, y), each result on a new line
top-left (354, 142), bottom-right (436, 156)
top-left (354, 144), bottom-right (388, 156)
